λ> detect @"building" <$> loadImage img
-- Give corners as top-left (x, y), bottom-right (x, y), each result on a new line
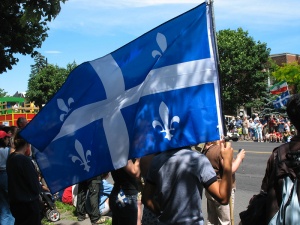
top-left (270, 53), bottom-right (300, 66)
top-left (236, 53), bottom-right (299, 118)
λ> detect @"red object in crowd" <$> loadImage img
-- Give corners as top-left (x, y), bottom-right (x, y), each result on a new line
top-left (62, 186), bottom-right (73, 205)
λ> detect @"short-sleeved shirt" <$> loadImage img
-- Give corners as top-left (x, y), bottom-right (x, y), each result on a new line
top-left (0, 147), bottom-right (10, 170)
top-left (204, 144), bottom-right (236, 188)
top-left (146, 148), bottom-right (217, 225)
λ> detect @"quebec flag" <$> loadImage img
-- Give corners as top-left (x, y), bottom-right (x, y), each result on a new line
top-left (273, 90), bottom-right (290, 109)
top-left (21, 2), bottom-right (224, 193)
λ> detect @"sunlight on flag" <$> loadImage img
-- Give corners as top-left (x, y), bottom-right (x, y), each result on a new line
top-left (21, 1), bottom-right (224, 193)
top-left (273, 90), bottom-right (290, 109)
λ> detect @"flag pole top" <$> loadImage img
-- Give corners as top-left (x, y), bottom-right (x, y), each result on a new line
top-left (206, 0), bottom-right (213, 5)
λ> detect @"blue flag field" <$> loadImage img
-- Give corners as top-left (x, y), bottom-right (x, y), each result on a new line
top-left (21, 2), bottom-right (224, 193)
top-left (273, 90), bottom-right (290, 109)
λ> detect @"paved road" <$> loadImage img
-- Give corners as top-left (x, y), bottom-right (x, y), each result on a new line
top-left (54, 141), bottom-right (283, 225)
top-left (219, 141), bottom-right (281, 224)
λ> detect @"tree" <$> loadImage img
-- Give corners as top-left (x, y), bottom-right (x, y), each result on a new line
top-left (0, 0), bottom-right (66, 74)
top-left (217, 28), bottom-right (271, 115)
top-left (26, 62), bottom-right (77, 108)
top-left (0, 88), bottom-right (8, 97)
top-left (30, 52), bottom-right (48, 76)
top-left (271, 62), bottom-right (300, 93)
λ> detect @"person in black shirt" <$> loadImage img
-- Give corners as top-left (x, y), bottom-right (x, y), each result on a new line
top-left (109, 159), bottom-right (140, 225)
top-left (6, 131), bottom-right (41, 225)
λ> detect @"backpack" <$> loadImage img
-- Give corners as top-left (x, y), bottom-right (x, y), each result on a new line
top-left (268, 148), bottom-right (300, 225)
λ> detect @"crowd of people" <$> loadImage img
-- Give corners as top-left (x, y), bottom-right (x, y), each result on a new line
top-left (1, 93), bottom-right (300, 225)
top-left (228, 113), bottom-right (297, 143)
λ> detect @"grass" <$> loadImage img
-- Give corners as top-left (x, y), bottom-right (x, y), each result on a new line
top-left (41, 200), bottom-right (112, 225)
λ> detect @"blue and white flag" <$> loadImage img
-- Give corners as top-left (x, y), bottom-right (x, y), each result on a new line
top-left (273, 91), bottom-right (290, 109)
top-left (21, 2), bottom-right (224, 193)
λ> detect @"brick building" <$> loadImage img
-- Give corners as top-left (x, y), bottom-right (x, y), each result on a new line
top-left (269, 53), bottom-right (299, 94)
top-left (270, 53), bottom-right (300, 66)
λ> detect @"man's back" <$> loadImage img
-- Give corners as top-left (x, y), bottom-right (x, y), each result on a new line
top-left (146, 148), bottom-right (216, 225)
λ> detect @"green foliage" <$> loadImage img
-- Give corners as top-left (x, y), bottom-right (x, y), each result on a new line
top-left (271, 62), bottom-right (300, 93)
top-left (30, 53), bottom-right (48, 76)
top-left (0, 0), bottom-right (66, 74)
top-left (217, 28), bottom-right (271, 115)
top-left (256, 94), bottom-right (286, 117)
top-left (26, 62), bottom-right (77, 108)
top-left (0, 88), bottom-right (8, 97)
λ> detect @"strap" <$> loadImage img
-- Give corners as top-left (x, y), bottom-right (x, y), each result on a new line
top-left (282, 180), bottom-right (295, 225)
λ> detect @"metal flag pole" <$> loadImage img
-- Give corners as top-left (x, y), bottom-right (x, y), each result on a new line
top-left (206, 0), bottom-right (228, 139)
top-left (207, 1), bottom-right (234, 225)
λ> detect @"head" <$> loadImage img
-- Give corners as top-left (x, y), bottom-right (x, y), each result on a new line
top-left (0, 130), bottom-right (12, 147)
top-left (14, 131), bottom-right (31, 156)
top-left (286, 94), bottom-right (300, 132)
top-left (16, 117), bottom-right (28, 129)
top-left (204, 140), bottom-right (220, 149)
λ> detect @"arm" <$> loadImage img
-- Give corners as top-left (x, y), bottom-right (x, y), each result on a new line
top-left (232, 149), bottom-right (245, 173)
top-left (206, 141), bottom-right (233, 205)
top-left (123, 158), bottom-right (141, 179)
top-left (141, 181), bottom-right (161, 216)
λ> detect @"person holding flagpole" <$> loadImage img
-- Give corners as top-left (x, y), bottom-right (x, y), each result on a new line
top-left (142, 141), bottom-right (233, 225)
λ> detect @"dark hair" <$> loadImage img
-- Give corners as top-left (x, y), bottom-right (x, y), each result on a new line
top-left (16, 117), bottom-right (28, 129)
top-left (0, 138), bottom-right (7, 148)
top-left (286, 94), bottom-right (300, 132)
top-left (14, 131), bottom-right (28, 150)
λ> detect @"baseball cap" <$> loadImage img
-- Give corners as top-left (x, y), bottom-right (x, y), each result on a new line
top-left (0, 130), bottom-right (11, 139)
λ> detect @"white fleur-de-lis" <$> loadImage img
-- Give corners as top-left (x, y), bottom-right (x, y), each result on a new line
top-left (152, 33), bottom-right (167, 58)
top-left (57, 97), bottom-right (74, 121)
top-left (152, 102), bottom-right (180, 140)
top-left (70, 140), bottom-right (91, 172)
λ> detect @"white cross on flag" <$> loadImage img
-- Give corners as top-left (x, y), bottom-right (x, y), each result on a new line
top-left (21, 2), bottom-right (224, 193)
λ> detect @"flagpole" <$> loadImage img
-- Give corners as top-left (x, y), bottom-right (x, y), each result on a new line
top-left (207, 0), bottom-right (227, 138)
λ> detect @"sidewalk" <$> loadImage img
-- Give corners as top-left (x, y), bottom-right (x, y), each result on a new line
top-left (54, 216), bottom-right (111, 225)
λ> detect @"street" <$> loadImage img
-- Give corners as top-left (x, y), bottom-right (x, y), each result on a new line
top-left (201, 141), bottom-right (282, 224)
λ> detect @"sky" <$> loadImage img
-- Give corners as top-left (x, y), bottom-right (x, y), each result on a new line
top-left (1, 0), bottom-right (300, 96)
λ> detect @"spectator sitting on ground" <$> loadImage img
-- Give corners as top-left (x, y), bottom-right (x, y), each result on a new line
top-left (264, 132), bottom-right (270, 142)
top-left (270, 130), bottom-right (282, 143)
top-left (269, 131), bottom-right (277, 142)
top-left (275, 131), bottom-right (283, 143)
